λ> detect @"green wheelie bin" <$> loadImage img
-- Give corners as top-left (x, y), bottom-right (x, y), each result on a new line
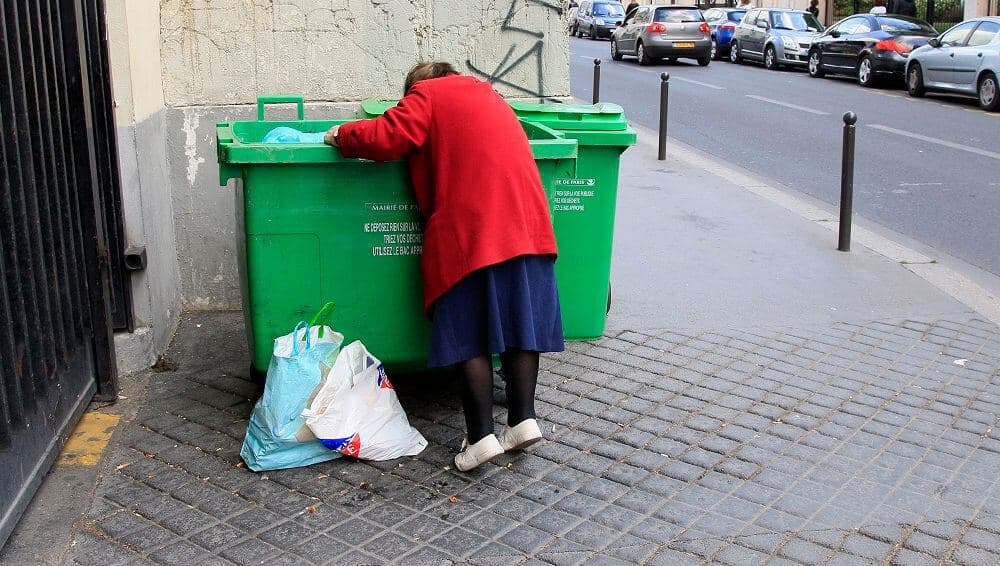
top-left (361, 100), bottom-right (636, 340)
top-left (217, 96), bottom-right (577, 376)
top-left (507, 102), bottom-right (637, 339)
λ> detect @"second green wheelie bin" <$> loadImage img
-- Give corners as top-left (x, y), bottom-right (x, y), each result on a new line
top-left (507, 101), bottom-right (637, 339)
top-left (217, 96), bottom-right (578, 376)
top-left (362, 100), bottom-right (636, 340)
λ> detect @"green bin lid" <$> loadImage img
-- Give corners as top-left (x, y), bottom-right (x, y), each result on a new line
top-left (360, 99), bottom-right (397, 118)
top-left (507, 101), bottom-right (628, 131)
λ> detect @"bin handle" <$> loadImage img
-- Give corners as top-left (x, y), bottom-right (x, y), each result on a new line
top-left (308, 302), bottom-right (336, 338)
top-left (257, 95), bottom-right (305, 121)
top-left (291, 321), bottom-right (311, 355)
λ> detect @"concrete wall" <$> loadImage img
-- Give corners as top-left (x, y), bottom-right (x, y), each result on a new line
top-left (157, 0), bottom-right (571, 310)
top-left (106, 0), bottom-right (182, 373)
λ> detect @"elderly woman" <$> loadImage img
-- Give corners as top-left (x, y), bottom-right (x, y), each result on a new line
top-left (325, 62), bottom-right (564, 472)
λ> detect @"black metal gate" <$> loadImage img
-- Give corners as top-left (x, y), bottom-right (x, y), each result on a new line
top-left (0, 0), bottom-right (120, 546)
top-left (831, 0), bottom-right (964, 27)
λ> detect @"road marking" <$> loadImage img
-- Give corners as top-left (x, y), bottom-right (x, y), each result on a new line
top-left (632, 69), bottom-right (726, 90)
top-left (869, 124), bottom-right (1000, 161)
top-left (746, 95), bottom-right (829, 115)
top-left (899, 182), bottom-right (943, 186)
top-left (671, 76), bottom-right (726, 90)
top-left (56, 412), bottom-right (121, 466)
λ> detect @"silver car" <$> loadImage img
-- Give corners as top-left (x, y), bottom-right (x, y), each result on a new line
top-left (611, 5), bottom-right (713, 66)
top-left (906, 17), bottom-right (1000, 111)
top-left (730, 8), bottom-right (824, 70)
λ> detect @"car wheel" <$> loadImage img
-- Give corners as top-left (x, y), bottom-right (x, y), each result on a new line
top-left (611, 39), bottom-right (623, 61)
top-left (729, 41), bottom-right (741, 63)
top-left (808, 49), bottom-right (824, 78)
top-left (764, 45), bottom-right (779, 70)
top-left (637, 41), bottom-right (652, 66)
top-left (979, 72), bottom-right (1000, 111)
top-left (858, 55), bottom-right (877, 87)
top-left (589, 25), bottom-right (597, 40)
top-left (907, 62), bottom-right (926, 97)
top-left (698, 56), bottom-right (711, 66)
top-left (710, 38), bottom-right (718, 60)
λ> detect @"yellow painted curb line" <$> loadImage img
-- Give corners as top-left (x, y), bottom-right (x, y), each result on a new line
top-left (56, 412), bottom-right (121, 466)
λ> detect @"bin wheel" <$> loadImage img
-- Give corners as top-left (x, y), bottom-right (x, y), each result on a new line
top-left (607, 283), bottom-right (612, 314)
top-left (250, 363), bottom-right (266, 386)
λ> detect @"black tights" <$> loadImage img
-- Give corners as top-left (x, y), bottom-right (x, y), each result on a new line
top-left (459, 350), bottom-right (539, 444)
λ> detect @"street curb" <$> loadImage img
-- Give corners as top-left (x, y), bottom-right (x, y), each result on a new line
top-left (625, 122), bottom-right (1000, 327)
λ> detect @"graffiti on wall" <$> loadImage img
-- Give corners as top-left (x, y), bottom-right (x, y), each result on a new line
top-left (466, 0), bottom-right (563, 100)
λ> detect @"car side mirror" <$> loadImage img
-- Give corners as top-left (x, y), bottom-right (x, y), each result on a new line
top-left (928, 37), bottom-right (940, 47)
top-left (830, 30), bottom-right (841, 38)
top-left (756, 20), bottom-right (769, 29)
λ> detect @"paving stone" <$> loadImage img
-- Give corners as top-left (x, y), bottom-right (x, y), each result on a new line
top-left (117, 524), bottom-right (181, 552)
top-left (426, 527), bottom-right (487, 559)
top-left (148, 539), bottom-right (210, 566)
top-left (221, 538), bottom-right (281, 565)
top-left (950, 544), bottom-right (999, 566)
top-left (891, 547), bottom-right (940, 566)
top-left (402, 546), bottom-right (457, 565)
top-left (497, 523), bottom-right (553, 554)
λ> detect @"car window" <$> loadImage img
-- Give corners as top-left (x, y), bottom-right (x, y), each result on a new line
top-left (743, 10), bottom-right (759, 24)
top-left (851, 19), bottom-right (873, 34)
top-left (756, 11), bottom-right (770, 25)
top-left (828, 17), bottom-right (856, 33)
top-left (770, 11), bottom-right (823, 31)
top-left (580, 1), bottom-right (590, 16)
top-left (593, 2), bottom-right (625, 17)
top-left (938, 21), bottom-right (976, 45)
top-left (966, 21), bottom-right (999, 46)
top-left (876, 16), bottom-right (937, 34)
top-left (654, 8), bottom-right (704, 23)
top-left (634, 7), bottom-right (649, 23)
top-left (704, 9), bottom-right (722, 21)
top-left (729, 10), bottom-right (747, 22)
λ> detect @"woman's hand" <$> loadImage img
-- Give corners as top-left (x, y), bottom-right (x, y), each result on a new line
top-left (324, 125), bottom-right (341, 147)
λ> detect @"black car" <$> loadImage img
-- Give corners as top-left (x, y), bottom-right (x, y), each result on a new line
top-left (807, 14), bottom-right (938, 86)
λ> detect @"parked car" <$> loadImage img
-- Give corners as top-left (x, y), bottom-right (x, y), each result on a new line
top-left (729, 8), bottom-right (824, 69)
top-left (611, 5), bottom-right (713, 66)
top-left (573, 0), bottom-right (627, 39)
top-left (807, 14), bottom-right (938, 86)
top-left (702, 7), bottom-right (748, 59)
top-left (567, 5), bottom-right (580, 35)
top-left (906, 17), bottom-right (1000, 110)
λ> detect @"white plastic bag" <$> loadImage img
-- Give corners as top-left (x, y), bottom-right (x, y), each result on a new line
top-left (302, 341), bottom-right (427, 461)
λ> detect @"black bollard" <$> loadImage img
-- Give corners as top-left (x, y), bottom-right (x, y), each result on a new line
top-left (593, 59), bottom-right (601, 104)
top-left (658, 73), bottom-right (669, 161)
top-left (838, 111), bottom-right (857, 252)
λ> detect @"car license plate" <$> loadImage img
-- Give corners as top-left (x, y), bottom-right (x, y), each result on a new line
top-left (674, 42), bottom-right (695, 48)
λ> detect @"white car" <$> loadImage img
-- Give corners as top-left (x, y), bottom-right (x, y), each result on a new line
top-left (905, 17), bottom-right (1000, 111)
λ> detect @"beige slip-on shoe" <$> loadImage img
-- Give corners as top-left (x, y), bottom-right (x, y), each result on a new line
top-left (454, 434), bottom-right (504, 472)
top-left (499, 418), bottom-right (543, 452)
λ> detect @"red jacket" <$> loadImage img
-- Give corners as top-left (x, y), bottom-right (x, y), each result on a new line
top-left (338, 75), bottom-right (557, 312)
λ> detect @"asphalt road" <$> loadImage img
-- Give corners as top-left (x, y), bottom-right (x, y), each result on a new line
top-left (569, 36), bottom-right (1000, 277)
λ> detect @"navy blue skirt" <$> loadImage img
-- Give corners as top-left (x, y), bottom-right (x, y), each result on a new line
top-left (428, 255), bottom-right (565, 368)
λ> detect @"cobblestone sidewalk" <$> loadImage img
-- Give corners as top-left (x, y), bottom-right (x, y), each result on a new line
top-left (70, 312), bottom-right (1000, 565)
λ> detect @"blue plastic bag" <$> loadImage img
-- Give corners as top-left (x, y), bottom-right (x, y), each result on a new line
top-left (262, 126), bottom-right (326, 144)
top-left (241, 310), bottom-right (345, 471)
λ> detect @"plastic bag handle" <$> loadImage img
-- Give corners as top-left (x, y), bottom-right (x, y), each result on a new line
top-left (291, 321), bottom-right (311, 355)
top-left (257, 95), bottom-right (304, 121)
top-left (309, 302), bottom-right (336, 338)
